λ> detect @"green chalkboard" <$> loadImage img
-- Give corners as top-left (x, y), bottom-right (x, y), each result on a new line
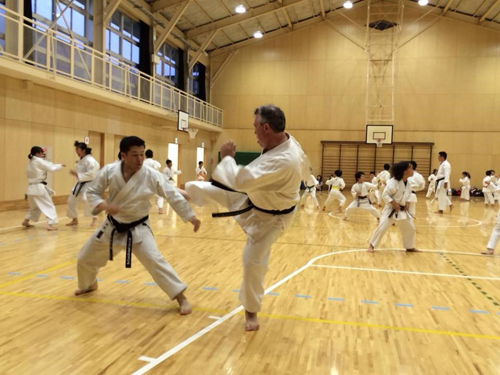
top-left (218, 151), bottom-right (261, 166)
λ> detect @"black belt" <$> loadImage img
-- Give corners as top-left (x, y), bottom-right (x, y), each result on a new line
top-left (357, 195), bottom-right (371, 207)
top-left (306, 185), bottom-right (315, 193)
top-left (72, 181), bottom-right (90, 197)
top-left (435, 177), bottom-right (445, 192)
top-left (412, 191), bottom-right (416, 194)
top-left (30, 181), bottom-right (47, 185)
top-left (210, 180), bottom-right (296, 218)
top-left (97, 215), bottom-right (149, 268)
top-left (389, 205), bottom-right (406, 219)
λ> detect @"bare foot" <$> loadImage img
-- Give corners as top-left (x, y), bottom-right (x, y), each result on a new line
top-left (22, 219), bottom-right (34, 228)
top-left (75, 280), bottom-right (98, 295)
top-left (338, 208), bottom-right (343, 213)
top-left (66, 219), bottom-right (78, 226)
top-left (435, 210), bottom-right (444, 214)
top-left (245, 310), bottom-right (259, 331)
top-left (90, 218), bottom-right (98, 227)
top-left (47, 224), bottom-right (58, 231)
top-left (449, 204), bottom-right (454, 213)
top-left (343, 216), bottom-right (347, 221)
top-left (367, 244), bottom-right (375, 253)
top-left (406, 248), bottom-right (422, 253)
top-left (481, 249), bottom-right (495, 256)
top-left (176, 292), bottom-right (192, 315)
top-left (322, 207), bottom-right (326, 211)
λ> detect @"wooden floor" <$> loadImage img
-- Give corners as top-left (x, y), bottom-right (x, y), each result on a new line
top-left (1, 193), bottom-right (500, 374)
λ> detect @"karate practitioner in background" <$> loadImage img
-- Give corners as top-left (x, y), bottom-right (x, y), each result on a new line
top-left (368, 161), bottom-right (420, 253)
top-left (143, 149), bottom-right (165, 214)
top-left (22, 146), bottom-right (65, 231)
top-left (66, 141), bottom-right (100, 227)
top-left (407, 161), bottom-right (426, 217)
top-left (369, 171), bottom-right (379, 206)
top-left (483, 170), bottom-right (495, 207)
top-left (75, 136), bottom-right (201, 316)
top-left (343, 172), bottom-right (380, 221)
top-left (435, 151), bottom-right (453, 214)
top-left (459, 171), bottom-right (471, 201)
top-left (164, 159), bottom-right (182, 185)
top-left (185, 105), bottom-right (308, 331)
top-left (322, 170), bottom-right (346, 212)
top-left (300, 170), bottom-right (320, 210)
top-left (196, 161), bottom-right (207, 181)
top-left (376, 164), bottom-right (391, 207)
top-left (427, 169), bottom-right (437, 199)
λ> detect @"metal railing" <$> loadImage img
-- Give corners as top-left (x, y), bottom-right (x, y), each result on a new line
top-left (0, 5), bottom-right (223, 127)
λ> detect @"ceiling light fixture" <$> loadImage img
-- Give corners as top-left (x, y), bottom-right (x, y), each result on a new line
top-left (343, 1), bottom-right (353, 9)
top-left (253, 31), bottom-right (263, 38)
top-left (418, 0), bottom-right (428, 5)
top-left (235, 5), bottom-right (246, 14)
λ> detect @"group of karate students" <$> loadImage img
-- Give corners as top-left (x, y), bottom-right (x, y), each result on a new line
top-left (18, 104), bottom-right (500, 332)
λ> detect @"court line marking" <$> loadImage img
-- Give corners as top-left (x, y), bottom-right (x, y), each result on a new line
top-left (310, 264), bottom-right (500, 281)
top-left (138, 357), bottom-right (155, 362)
top-left (132, 248), bottom-right (494, 375)
top-left (327, 212), bottom-right (483, 228)
top-left (208, 316), bottom-right (221, 320)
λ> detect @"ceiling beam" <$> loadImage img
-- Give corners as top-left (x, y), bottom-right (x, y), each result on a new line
top-left (186, 0), bottom-right (307, 39)
top-left (282, 8), bottom-right (293, 28)
top-left (152, 0), bottom-right (186, 12)
top-left (154, 1), bottom-right (192, 53)
top-left (319, 0), bottom-right (326, 18)
top-left (441, 0), bottom-right (454, 15)
top-left (103, 0), bottom-right (123, 24)
top-left (211, 51), bottom-right (237, 87)
top-left (189, 30), bottom-right (218, 70)
top-left (479, 0), bottom-right (500, 23)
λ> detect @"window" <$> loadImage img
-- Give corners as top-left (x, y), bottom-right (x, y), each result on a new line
top-left (156, 42), bottom-right (180, 87)
top-left (0, 0), bottom-right (5, 50)
top-left (190, 62), bottom-right (205, 100)
top-left (106, 10), bottom-right (140, 67)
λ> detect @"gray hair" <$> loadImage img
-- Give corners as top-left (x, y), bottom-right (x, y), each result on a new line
top-left (254, 105), bottom-right (286, 133)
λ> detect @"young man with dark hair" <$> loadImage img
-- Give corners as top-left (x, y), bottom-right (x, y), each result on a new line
top-left (323, 170), bottom-right (346, 212)
top-left (164, 159), bottom-right (182, 185)
top-left (368, 161), bottom-right (420, 253)
top-left (436, 151), bottom-right (453, 213)
top-left (75, 136), bottom-right (201, 315)
top-left (343, 171), bottom-right (380, 221)
top-left (407, 161), bottom-right (426, 217)
top-left (376, 163), bottom-right (391, 208)
top-left (196, 161), bottom-right (207, 181)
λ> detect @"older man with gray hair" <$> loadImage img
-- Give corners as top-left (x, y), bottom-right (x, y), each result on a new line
top-left (185, 104), bottom-right (309, 331)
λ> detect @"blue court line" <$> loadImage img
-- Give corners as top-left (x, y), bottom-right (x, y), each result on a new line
top-left (144, 282), bottom-right (158, 286)
top-left (470, 310), bottom-right (489, 314)
top-left (60, 276), bottom-right (75, 280)
top-left (361, 300), bottom-right (378, 305)
top-left (328, 297), bottom-right (344, 301)
top-left (97, 278), bottom-right (103, 282)
top-left (202, 287), bottom-right (217, 291)
top-left (266, 292), bottom-right (279, 296)
top-left (232, 289), bottom-right (240, 292)
top-left (431, 306), bottom-right (450, 311)
top-left (36, 274), bottom-right (48, 278)
top-left (295, 294), bottom-right (311, 299)
top-left (115, 280), bottom-right (130, 284)
top-left (8, 272), bottom-right (22, 276)
top-left (395, 303), bottom-right (413, 307)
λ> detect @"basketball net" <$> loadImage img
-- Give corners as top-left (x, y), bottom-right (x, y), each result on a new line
top-left (187, 128), bottom-right (198, 140)
top-left (375, 138), bottom-right (383, 148)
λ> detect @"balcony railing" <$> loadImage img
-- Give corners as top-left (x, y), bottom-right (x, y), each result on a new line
top-left (0, 5), bottom-right (223, 128)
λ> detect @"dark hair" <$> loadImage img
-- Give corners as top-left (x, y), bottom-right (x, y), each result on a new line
top-left (462, 171), bottom-right (471, 178)
top-left (317, 175), bottom-right (322, 180)
top-left (432, 168), bottom-right (437, 174)
top-left (492, 170), bottom-right (496, 174)
top-left (166, 159), bottom-right (172, 165)
top-left (410, 161), bottom-right (417, 170)
top-left (118, 152), bottom-right (122, 160)
top-left (370, 171), bottom-right (375, 175)
top-left (145, 149), bottom-right (153, 158)
top-left (254, 105), bottom-right (286, 133)
top-left (391, 161), bottom-right (412, 181)
top-left (486, 170), bottom-right (492, 176)
top-left (120, 136), bottom-right (145, 154)
top-left (198, 161), bottom-right (203, 166)
top-left (355, 171), bottom-right (365, 181)
top-left (384, 163), bottom-right (390, 170)
top-left (439, 151), bottom-right (447, 160)
top-left (28, 146), bottom-right (43, 159)
top-left (334, 169), bottom-right (342, 177)
top-left (74, 141), bottom-right (92, 155)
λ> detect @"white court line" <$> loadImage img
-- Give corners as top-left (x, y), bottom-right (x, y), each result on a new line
top-left (327, 212), bottom-right (483, 228)
top-left (311, 264), bottom-right (500, 281)
top-left (138, 357), bottom-right (155, 362)
top-left (132, 248), bottom-right (491, 375)
top-left (208, 316), bottom-right (221, 320)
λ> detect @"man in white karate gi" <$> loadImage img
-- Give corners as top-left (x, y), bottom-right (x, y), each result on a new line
top-left (143, 149), bottom-right (165, 214)
top-left (407, 161), bottom-right (426, 217)
top-left (164, 159), bottom-right (182, 185)
top-left (196, 161), bottom-right (208, 181)
top-left (368, 161), bottom-right (421, 253)
top-left (75, 136), bottom-right (201, 315)
top-left (435, 151), bottom-right (453, 214)
top-left (376, 164), bottom-right (391, 207)
top-left (185, 105), bottom-right (308, 331)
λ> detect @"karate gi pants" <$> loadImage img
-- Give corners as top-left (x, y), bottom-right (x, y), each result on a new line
top-left (426, 185), bottom-right (435, 198)
top-left (67, 184), bottom-right (95, 219)
top-left (369, 213), bottom-right (416, 249)
top-left (25, 193), bottom-right (58, 224)
top-left (344, 199), bottom-right (380, 219)
top-left (77, 228), bottom-right (186, 300)
top-left (487, 211), bottom-right (500, 250)
top-left (300, 190), bottom-right (319, 207)
top-left (461, 187), bottom-right (470, 201)
top-left (323, 190), bottom-right (346, 208)
top-left (437, 182), bottom-right (452, 211)
top-left (484, 192), bottom-right (495, 205)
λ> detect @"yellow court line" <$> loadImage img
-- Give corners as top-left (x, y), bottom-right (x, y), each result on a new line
top-left (0, 290), bottom-right (229, 315)
top-left (257, 312), bottom-right (500, 341)
top-left (0, 259), bottom-right (77, 289)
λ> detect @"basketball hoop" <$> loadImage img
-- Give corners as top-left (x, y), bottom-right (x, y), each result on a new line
top-left (375, 138), bottom-right (383, 148)
top-left (187, 128), bottom-right (198, 140)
